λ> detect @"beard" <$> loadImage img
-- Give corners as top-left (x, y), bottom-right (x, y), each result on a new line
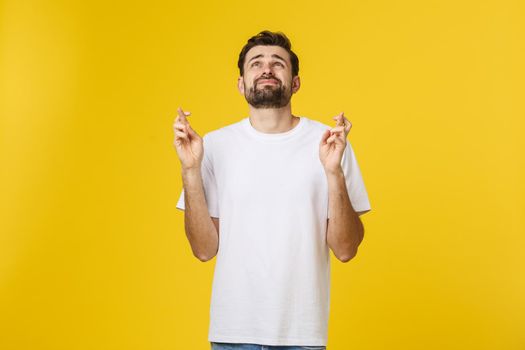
top-left (244, 77), bottom-right (293, 109)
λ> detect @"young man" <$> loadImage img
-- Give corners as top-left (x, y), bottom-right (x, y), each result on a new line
top-left (173, 30), bottom-right (371, 350)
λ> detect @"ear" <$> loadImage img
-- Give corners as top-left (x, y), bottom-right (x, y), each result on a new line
top-left (291, 75), bottom-right (301, 94)
top-left (237, 76), bottom-right (245, 95)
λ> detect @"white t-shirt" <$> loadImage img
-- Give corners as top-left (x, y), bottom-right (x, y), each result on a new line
top-left (176, 116), bottom-right (371, 346)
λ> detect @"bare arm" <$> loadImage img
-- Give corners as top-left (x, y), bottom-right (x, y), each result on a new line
top-left (325, 169), bottom-right (364, 262)
top-left (181, 168), bottom-right (219, 262)
top-left (319, 112), bottom-right (365, 263)
top-left (173, 107), bottom-right (219, 262)
top-left (211, 217), bottom-right (220, 235)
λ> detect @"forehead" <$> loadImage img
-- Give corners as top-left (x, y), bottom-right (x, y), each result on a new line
top-left (244, 45), bottom-right (291, 64)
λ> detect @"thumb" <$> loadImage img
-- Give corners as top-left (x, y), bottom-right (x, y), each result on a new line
top-left (186, 124), bottom-right (198, 138)
top-left (320, 129), bottom-right (330, 145)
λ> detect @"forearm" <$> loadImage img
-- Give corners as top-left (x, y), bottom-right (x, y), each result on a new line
top-left (182, 168), bottom-right (218, 261)
top-left (326, 168), bottom-right (364, 262)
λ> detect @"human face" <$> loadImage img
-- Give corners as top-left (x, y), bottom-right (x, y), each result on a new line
top-left (238, 45), bottom-right (300, 109)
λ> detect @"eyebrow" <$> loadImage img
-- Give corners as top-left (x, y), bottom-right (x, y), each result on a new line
top-left (247, 54), bottom-right (287, 65)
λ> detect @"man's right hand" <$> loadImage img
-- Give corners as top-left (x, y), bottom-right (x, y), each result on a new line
top-left (173, 106), bottom-right (203, 170)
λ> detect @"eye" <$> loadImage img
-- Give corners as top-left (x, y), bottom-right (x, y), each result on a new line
top-left (274, 62), bottom-right (284, 67)
top-left (251, 61), bottom-right (261, 67)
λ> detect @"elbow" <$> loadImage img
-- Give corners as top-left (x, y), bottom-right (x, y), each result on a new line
top-left (186, 225), bottom-right (219, 263)
top-left (329, 240), bottom-right (360, 263)
top-left (335, 235), bottom-right (363, 263)
top-left (340, 227), bottom-right (365, 262)
top-left (195, 252), bottom-right (214, 262)
top-left (338, 249), bottom-right (357, 263)
top-left (330, 221), bottom-right (365, 263)
top-left (338, 239), bottom-right (361, 262)
top-left (196, 255), bottom-right (211, 262)
top-left (193, 245), bottom-right (218, 262)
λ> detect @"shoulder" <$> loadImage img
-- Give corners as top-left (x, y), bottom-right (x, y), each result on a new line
top-left (302, 116), bottom-right (331, 131)
top-left (301, 116), bottom-right (334, 138)
top-left (202, 118), bottom-right (245, 143)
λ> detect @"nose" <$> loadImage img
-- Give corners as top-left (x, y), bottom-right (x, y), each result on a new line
top-left (262, 62), bottom-right (273, 75)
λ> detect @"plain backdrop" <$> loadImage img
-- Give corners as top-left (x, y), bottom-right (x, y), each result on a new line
top-left (1, 0), bottom-right (524, 349)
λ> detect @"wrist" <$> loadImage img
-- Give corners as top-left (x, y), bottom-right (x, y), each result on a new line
top-left (182, 166), bottom-right (202, 177)
top-left (324, 166), bottom-right (344, 178)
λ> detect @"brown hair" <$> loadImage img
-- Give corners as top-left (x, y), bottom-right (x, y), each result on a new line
top-left (237, 30), bottom-right (299, 77)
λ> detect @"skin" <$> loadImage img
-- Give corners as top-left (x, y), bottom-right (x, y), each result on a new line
top-left (237, 45), bottom-right (300, 133)
top-left (173, 45), bottom-right (368, 262)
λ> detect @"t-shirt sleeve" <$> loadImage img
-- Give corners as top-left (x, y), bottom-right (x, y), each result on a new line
top-left (176, 134), bottom-right (220, 218)
top-left (327, 141), bottom-right (371, 218)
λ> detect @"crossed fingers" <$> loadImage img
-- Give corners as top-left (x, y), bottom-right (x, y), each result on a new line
top-left (174, 107), bottom-right (190, 125)
top-left (173, 107), bottom-right (191, 140)
top-left (331, 112), bottom-right (352, 138)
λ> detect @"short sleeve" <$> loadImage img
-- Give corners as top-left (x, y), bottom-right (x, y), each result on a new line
top-left (176, 134), bottom-right (220, 218)
top-left (327, 141), bottom-right (371, 218)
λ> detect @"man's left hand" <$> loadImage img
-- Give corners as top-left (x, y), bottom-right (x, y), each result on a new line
top-left (319, 112), bottom-right (352, 174)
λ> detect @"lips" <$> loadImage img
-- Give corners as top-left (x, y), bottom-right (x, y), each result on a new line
top-left (257, 78), bottom-right (279, 85)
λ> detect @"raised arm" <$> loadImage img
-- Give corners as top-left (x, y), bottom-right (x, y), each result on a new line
top-left (173, 107), bottom-right (219, 262)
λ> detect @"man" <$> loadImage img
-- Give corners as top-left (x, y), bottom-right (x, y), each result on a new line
top-left (173, 30), bottom-right (371, 350)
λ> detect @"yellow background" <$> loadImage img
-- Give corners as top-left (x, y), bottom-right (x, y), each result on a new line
top-left (1, 0), bottom-right (524, 349)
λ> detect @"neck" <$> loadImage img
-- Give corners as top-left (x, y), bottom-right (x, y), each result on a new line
top-left (247, 103), bottom-right (299, 134)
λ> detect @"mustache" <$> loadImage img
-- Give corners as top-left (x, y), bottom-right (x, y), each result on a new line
top-left (256, 76), bottom-right (281, 85)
